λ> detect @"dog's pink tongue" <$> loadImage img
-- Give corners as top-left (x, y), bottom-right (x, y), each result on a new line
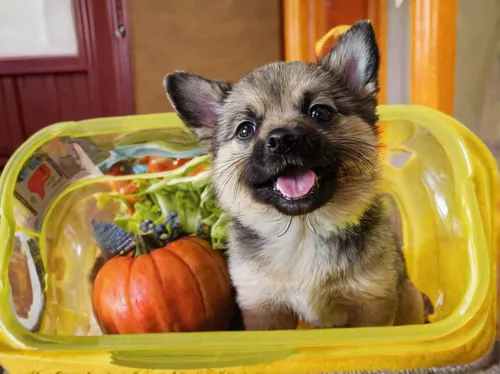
top-left (276, 169), bottom-right (316, 199)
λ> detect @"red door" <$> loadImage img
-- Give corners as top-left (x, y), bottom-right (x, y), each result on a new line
top-left (0, 0), bottom-right (134, 168)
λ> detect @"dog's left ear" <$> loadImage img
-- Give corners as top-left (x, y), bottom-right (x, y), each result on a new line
top-left (319, 20), bottom-right (379, 98)
top-left (164, 71), bottom-right (231, 152)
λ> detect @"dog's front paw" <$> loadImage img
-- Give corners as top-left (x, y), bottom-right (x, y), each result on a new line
top-left (394, 279), bottom-right (430, 325)
top-left (422, 291), bottom-right (435, 323)
top-left (241, 305), bottom-right (297, 331)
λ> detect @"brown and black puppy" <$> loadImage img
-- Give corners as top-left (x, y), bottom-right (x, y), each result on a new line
top-left (165, 21), bottom-right (431, 330)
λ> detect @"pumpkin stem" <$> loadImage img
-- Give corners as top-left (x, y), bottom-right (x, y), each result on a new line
top-left (134, 235), bottom-right (148, 257)
top-left (133, 234), bottom-right (163, 257)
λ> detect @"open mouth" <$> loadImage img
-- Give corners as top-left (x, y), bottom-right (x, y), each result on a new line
top-left (254, 167), bottom-right (329, 200)
top-left (248, 165), bottom-right (337, 215)
top-left (273, 168), bottom-right (318, 200)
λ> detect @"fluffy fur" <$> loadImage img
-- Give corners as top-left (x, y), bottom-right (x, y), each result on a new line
top-left (165, 21), bottom-right (432, 329)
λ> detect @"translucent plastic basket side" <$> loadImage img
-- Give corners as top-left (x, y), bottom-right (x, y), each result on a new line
top-left (0, 106), bottom-right (496, 373)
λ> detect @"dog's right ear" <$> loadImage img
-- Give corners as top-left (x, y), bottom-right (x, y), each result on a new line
top-left (164, 71), bottom-right (231, 152)
top-left (319, 21), bottom-right (379, 99)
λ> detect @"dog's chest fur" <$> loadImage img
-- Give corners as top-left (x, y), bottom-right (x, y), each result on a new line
top-left (227, 198), bottom-right (401, 326)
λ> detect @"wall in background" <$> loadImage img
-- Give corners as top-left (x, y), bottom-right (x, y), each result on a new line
top-left (385, 0), bottom-right (410, 105)
top-left (128, 0), bottom-right (283, 115)
top-left (454, 0), bottom-right (500, 139)
top-left (480, 31), bottom-right (500, 146)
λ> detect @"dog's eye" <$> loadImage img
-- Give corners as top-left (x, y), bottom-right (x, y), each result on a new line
top-left (236, 121), bottom-right (255, 140)
top-left (309, 104), bottom-right (334, 124)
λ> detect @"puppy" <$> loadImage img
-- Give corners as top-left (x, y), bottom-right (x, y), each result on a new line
top-left (165, 21), bottom-right (431, 330)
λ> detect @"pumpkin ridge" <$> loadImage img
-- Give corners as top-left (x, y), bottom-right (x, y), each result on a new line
top-left (102, 265), bottom-right (120, 334)
top-left (181, 238), bottom-right (232, 303)
top-left (149, 251), bottom-right (176, 331)
top-left (105, 257), bottom-right (133, 334)
top-left (99, 292), bottom-right (119, 334)
top-left (183, 238), bottom-right (233, 329)
top-left (164, 248), bottom-right (208, 327)
top-left (92, 266), bottom-right (104, 327)
top-left (125, 258), bottom-right (142, 332)
top-left (184, 237), bottom-right (231, 285)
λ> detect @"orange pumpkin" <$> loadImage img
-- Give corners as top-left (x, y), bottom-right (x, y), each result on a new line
top-left (92, 236), bottom-right (233, 334)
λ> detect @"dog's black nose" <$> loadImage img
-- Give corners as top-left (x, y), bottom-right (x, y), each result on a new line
top-left (266, 127), bottom-right (305, 155)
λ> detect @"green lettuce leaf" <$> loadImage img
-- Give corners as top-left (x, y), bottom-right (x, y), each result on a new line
top-left (109, 155), bottom-right (228, 250)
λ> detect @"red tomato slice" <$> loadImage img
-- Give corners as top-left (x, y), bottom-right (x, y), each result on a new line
top-left (108, 162), bottom-right (128, 176)
top-left (137, 156), bottom-right (152, 164)
top-left (107, 178), bottom-right (140, 202)
top-left (107, 179), bottom-right (130, 192)
top-left (107, 162), bottom-right (131, 192)
top-left (171, 158), bottom-right (190, 169)
top-left (148, 157), bottom-right (191, 173)
top-left (148, 157), bottom-right (173, 173)
top-left (118, 182), bottom-right (140, 204)
top-left (119, 182), bottom-right (138, 196)
top-left (188, 164), bottom-right (207, 176)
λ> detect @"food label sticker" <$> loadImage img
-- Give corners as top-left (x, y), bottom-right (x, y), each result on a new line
top-left (8, 232), bottom-right (45, 332)
top-left (13, 137), bottom-right (103, 232)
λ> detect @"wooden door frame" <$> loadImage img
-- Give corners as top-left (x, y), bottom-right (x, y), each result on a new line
top-left (84, 0), bottom-right (135, 116)
top-left (283, 0), bottom-right (325, 63)
top-left (410, 0), bottom-right (457, 116)
top-left (282, 0), bottom-right (388, 104)
top-left (110, 0), bottom-right (135, 116)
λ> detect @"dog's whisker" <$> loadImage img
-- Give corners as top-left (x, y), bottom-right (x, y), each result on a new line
top-left (277, 216), bottom-right (293, 238)
top-left (305, 216), bottom-right (317, 235)
top-left (233, 161), bottom-right (251, 201)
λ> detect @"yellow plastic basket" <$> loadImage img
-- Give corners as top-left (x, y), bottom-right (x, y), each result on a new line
top-left (0, 105), bottom-right (497, 373)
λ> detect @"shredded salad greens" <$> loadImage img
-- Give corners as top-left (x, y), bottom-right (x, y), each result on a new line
top-left (96, 155), bottom-right (229, 250)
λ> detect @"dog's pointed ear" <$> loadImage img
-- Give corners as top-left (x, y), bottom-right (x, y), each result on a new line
top-left (319, 21), bottom-right (379, 98)
top-left (164, 71), bottom-right (231, 151)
